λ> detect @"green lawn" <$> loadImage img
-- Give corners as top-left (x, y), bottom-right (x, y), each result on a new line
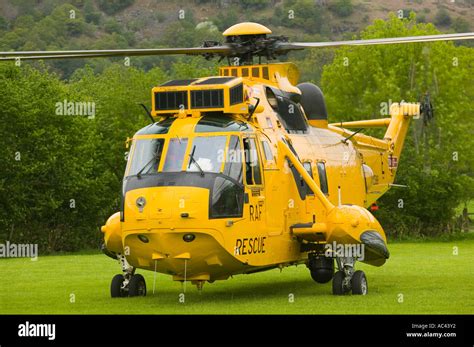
top-left (1, 240), bottom-right (473, 314)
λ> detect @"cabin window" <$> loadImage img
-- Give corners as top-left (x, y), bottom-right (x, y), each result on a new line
top-left (317, 162), bottom-right (329, 195)
top-left (265, 117), bottom-right (273, 128)
top-left (231, 68), bottom-right (238, 77)
top-left (223, 69), bottom-right (229, 76)
top-left (261, 140), bottom-right (274, 162)
top-left (187, 136), bottom-right (227, 173)
top-left (243, 137), bottom-right (262, 185)
top-left (127, 138), bottom-right (165, 176)
top-left (262, 66), bottom-right (269, 80)
top-left (242, 68), bottom-right (249, 77)
top-left (163, 137), bottom-right (188, 172)
top-left (303, 162), bottom-right (314, 196)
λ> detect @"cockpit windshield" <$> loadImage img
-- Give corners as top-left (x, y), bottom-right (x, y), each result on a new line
top-left (127, 138), bottom-right (165, 176)
top-left (126, 134), bottom-right (243, 180)
top-left (187, 136), bottom-right (227, 173)
top-left (124, 133), bottom-right (246, 219)
top-left (163, 137), bottom-right (188, 172)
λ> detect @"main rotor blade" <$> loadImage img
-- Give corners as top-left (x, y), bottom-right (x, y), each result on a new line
top-left (2, 32), bottom-right (472, 62)
top-left (0, 54), bottom-right (113, 61)
top-left (0, 46), bottom-right (231, 60)
top-left (288, 32), bottom-right (474, 49)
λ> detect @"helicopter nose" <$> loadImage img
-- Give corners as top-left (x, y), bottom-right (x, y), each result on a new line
top-left (120, 186), bottom-right (238, 279)
top-left (124, 186), bottom-right (209, 222)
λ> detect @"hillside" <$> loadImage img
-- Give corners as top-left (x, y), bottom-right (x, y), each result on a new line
top-left (1, 0), bottom-right (473, 39)
top-left (0, 0), bottom-right (472, 79)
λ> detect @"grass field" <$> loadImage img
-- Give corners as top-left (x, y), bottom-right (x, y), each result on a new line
top-left (1, 239), bottom-right (473, 314)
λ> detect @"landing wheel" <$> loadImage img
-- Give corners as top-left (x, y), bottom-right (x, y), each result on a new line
top-left (351, 270), bottom-right (368, 295)
top-left (111, 274), bottom-right (127, 298)
top-left (129, 274), bottom-right (147, 297)
top-left (332, 271), bottom-right (348, 295)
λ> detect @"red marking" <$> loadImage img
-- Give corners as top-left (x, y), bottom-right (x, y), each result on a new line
top-left (370, 203), bottom-right (379, 212)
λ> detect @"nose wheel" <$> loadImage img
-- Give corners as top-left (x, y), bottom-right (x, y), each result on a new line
top-left (351, 270), bottom-right (368, 295)
top-left (332, 258), bottom-right (368, 295)
top-left (110, 274), bottom-right (127, 297)
top-left (110, 254), bottom-right (147, 298)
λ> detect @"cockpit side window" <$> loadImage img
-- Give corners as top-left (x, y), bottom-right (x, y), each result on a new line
top-left (163, 137), bottom-right (188, 172)
top-left (223, 135), bottom-right (243, 184)
top-left (243, 137), bottom-right (262, 185)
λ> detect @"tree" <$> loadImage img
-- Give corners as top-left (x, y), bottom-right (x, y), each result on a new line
top-left (96, 0), bottom-right (135, 15)
top-left (329, 0), bottom-right (353, 18)
top-left (435, 8), bottom-right (451, 26)
top-left (0, 64), bottom-right (101, 251)
top-left (277, 0), bottom-right (325, 35)
top-left (321, 14), bottom-right (474, 236)
top-left (240, 0), bottom-right (268, 10)
top-left (0, 16), bottom-right (8, 31)
top-left (0, 63), bottom-right (172, 252)
top-left (84, 0), bottom-right (101, 25)
top-left (452, 17), bottom-right (470, 33)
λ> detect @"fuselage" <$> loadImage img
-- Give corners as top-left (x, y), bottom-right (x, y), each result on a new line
top-left (102, 63), bottom-right (413, 282)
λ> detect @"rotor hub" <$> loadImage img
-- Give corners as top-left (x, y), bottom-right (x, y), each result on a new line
top-left (222, 22), bottom-right (272, 37)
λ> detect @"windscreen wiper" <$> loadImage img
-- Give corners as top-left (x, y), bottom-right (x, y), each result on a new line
top-left (136, 149), bottom-right (161, 178)
top-left (188, 145), bottom-right (204, 176)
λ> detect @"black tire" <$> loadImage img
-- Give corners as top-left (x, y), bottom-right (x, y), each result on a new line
top-left (111, 274), bottom-right (126, 298)
top-left (351, 270), bottom-right (368, 295)
top-left (332, 271), bottom-right (347, 295)
top-left (129, 274), bottom-right (147, 297)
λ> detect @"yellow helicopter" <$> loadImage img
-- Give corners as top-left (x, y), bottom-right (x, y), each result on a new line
top-left (3, 22), bottom-right (473, 297)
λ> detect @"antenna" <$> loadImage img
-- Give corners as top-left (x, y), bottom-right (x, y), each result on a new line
top-left (342, 128), bottom-right (363, 144)
top-left (247, 97), bottom-right (260, 120)
top-left (139, 103), bottom-right (155, 124)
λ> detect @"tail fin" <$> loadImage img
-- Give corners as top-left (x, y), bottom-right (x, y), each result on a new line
top-left (328, 102), bottom-right (420, 205)
top-left (384, 102), bottom-right (420, 159)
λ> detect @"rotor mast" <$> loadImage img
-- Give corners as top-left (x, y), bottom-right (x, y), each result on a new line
top-left (219, 22), bottom-right (296, 66)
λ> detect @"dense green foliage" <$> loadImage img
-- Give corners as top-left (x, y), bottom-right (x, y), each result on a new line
top-left (0, 64), bottom-right (100, 251)
top-left (0, 4), bottom-right (472, 251)
top-left (434, 8), bottom-right (452, 26)
top-left (96, 0), bottom-right (134, 15)
top-left (0, 62), bottom-right (215, 251)
top-left (273, 0), bottom-right (324, 34)
top-left (329, 0), bottom-right (353, 18)
top-left (322, 14), bottom-right (474, 236)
